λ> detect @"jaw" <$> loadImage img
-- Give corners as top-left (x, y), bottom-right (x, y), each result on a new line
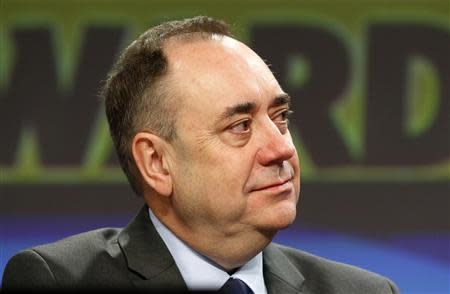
top-left (145, 178), bottom-right (297, 272)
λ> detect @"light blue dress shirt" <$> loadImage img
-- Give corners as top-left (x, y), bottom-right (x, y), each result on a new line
top-left (148, 208), bottom-right (267, 293)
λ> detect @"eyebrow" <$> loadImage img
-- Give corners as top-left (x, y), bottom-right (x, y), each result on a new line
top-left (218, 93), bottom-right (291, 122)
top-left (220, 102), bottom-right (257, 120)
top-left (270, 93), bottom-right (291, 108)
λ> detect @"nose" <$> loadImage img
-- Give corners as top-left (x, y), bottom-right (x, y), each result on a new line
top-left (256, 121), bottom-right (296, 166)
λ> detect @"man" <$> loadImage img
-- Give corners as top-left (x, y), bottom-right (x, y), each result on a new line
top-left (2, 16), bottom-right (399, 293)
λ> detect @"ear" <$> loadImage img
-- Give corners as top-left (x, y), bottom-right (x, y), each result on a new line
top-left (132, 132), bottom-right (173, 197)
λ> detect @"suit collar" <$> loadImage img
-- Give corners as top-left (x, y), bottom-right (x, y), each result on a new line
top-left (263, 243), bottom-right (305, 294)
top-left (117, 204), bottom-right (186, 290)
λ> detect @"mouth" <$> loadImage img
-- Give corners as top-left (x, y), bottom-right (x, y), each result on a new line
top-left (251, 177), bottom-right (293, 193)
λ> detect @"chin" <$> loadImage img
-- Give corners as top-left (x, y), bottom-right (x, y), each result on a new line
top-left (259, 203), bottom-right (297, 231)
top-left (273, 212), bottom-right (297, 229)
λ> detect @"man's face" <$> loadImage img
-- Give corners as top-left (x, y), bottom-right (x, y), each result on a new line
top-left (164, 36), bottom-right (300, 238)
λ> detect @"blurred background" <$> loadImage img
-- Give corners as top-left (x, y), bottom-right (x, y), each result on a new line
top-left (0, 0), bottom-right (449, 293)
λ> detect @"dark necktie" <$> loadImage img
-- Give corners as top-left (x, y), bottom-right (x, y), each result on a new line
top-left (218, 277), bottom-right (254, 294)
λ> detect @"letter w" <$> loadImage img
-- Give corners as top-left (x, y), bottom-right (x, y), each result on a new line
top-left (0, 27), bottom-right (124, 166)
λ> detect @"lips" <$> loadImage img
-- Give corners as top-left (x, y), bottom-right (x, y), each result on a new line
top-left (251, 177), bottom-right (293, 192)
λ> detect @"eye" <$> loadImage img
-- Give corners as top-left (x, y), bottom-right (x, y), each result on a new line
top-left (273, 109), bottom-right (293, 124)
top-left (273, 109), bottom-right (293, 133)
top-left (229, 119), bottom-right (252, 134)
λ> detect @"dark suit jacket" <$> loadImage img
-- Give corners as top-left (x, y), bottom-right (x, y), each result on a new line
top-left (2, 205), bottom-right (399, 293)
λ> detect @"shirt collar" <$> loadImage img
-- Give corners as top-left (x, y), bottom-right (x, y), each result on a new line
top-left (148, 208), bottom-right (267, 293)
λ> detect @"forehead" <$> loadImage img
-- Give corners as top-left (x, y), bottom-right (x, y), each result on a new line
top-left (164, 36), bottom-right (283, 113)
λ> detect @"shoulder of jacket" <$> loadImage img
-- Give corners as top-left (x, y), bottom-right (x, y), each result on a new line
top-left (269, 243), bottom-right (399, 293)
top-left (272, 243), bottom-right (376, 274)
top-left (4, 227), bottom-right (123, 276)
top-left (3, 228), bottom-right (130, 289)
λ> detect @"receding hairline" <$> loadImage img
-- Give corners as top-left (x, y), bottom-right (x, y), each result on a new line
top-left (160, 32), bottom-right (247, 82)
top-left (151, 32), bottom-right (231, 109)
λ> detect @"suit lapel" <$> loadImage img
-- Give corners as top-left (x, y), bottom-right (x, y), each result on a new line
top-left (117, 205), bottom-right (187, 291)
top-left (263, 243), bottom-right (306, 294)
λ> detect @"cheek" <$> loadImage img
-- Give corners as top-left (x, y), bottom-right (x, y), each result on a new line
top-left (172, 148), bottom-right (251, 220)
top-left (204, 157), bottom-right (249, 209)
top-left (200, 143), bottom-right (253, 191)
